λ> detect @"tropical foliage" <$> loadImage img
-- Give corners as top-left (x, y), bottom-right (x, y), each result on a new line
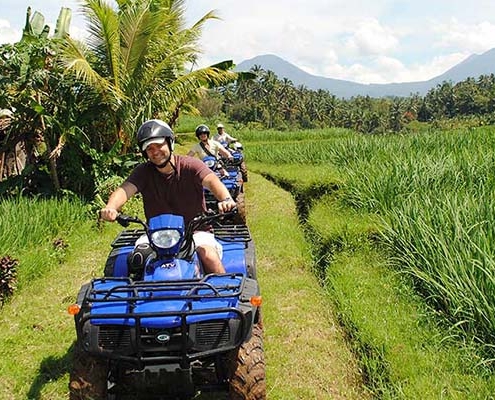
top-left (246, 127), bottom-right (495, 353)
top-left (215, 65), bottom-right (495, 133)
top-left (0, 7), bottom-right (77, 195)
top-left (58, 0), bottom-right (238, 148)
top-left (0, 1), bottom-right (239, 198)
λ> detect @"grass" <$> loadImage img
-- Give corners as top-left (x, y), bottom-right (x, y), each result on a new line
top-left (0, 218), bottom-right (121, 399)
top-left (249, 161), bottom-right (343, 190)
top-left (0, 196), bottom-right (90, 291)
top-left (259, 162), bottom-right (495, 398)
top-left (234, 127), bottom-right (352, 142)
top-left (4, 123), bottom-right (495, 399)
top-left (0, 196), bottom-right (87, 253)
top-left (0, 172), bottom-right (367, 399)
top-left (245, 173), bottom-right (367, 400)
top-left (245, 127), bottom-right (495, 348)
top-left (248, 125), bottom-right (495, 398)
top-left (327, 248), bottom-right (495, 399)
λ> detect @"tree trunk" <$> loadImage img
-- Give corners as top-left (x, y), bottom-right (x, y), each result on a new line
top-left (40, 114), bottom-right (60, 192)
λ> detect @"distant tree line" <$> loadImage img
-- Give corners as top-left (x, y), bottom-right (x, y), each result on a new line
top-left (208, 65), bottom-right (495, 133)
top-left (2, 4), bottom-right (494, 200)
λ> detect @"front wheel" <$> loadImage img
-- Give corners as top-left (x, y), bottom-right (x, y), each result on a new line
top-left (228, 323), bottom-right (266, 400)
top-left (69, 345), bottom-right (108, 400)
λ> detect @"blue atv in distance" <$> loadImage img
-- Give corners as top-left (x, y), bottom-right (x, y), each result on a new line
top-left (218, 141), bottom-right (248, 184)
top-left (202, 156), bottom-right (246, 225)
top-left (68, 211), bottom-right (265, 400)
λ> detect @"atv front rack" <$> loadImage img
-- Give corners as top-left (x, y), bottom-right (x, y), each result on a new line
top-left (110, 229), bottom-right (145, 248)
top-left (76, 273), bottom-right (259, 368)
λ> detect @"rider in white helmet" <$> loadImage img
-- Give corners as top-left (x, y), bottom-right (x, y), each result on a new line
top-left (213, 123), bottom-right (237, 146)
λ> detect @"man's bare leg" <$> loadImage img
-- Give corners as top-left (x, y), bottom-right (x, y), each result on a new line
top-left (196, 245), bottom-right (225, 274)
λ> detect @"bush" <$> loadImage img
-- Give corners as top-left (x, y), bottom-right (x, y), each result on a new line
top-left (0, 255), bottom-right (18, 306)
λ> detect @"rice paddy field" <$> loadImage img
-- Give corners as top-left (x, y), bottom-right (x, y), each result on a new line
top-left (241, 126), bottom-right (495, 398)
top-left (3, 125), bottom-right (495, 398)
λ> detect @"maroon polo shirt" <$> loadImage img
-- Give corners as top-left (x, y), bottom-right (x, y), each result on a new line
top-left (126, 155), bottom-right (212, 224)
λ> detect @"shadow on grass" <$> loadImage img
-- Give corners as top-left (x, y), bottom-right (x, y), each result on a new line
top-left (27, 342), bottom-right (75, 399)
top-left (26, 341), bottom-right (229, 400)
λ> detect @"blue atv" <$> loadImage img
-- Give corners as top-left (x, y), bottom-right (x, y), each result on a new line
top-left (68, 211), bottom-right (265, 400)
top-left (218, 141), bottom-right (248, 184)
top-left (202, 156), bottom-right (245, 224)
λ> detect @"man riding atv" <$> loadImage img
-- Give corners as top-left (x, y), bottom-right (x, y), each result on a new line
top-left (100, 119), bottom-right (236, 274)
top-left (212, 124), bottom-right (248, 183)
top-left (69, 120), bottom-right (265, 400)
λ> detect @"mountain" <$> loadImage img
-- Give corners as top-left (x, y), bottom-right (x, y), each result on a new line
top-left (235, 50), bottom-right (495, 98)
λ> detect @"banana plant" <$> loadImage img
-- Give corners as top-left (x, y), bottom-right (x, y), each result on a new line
top-left (0, 6), bottom-right (74, 193)
top-left (22, 6), bottom-right (71, 40)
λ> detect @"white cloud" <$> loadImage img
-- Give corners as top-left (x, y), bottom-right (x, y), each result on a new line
top-left (0, 19), bottom-right (21, 45)
top-left (190, 1), bottom-right (495, 83)
top-left (3, 0), bottom-right (495, 84)
top-left (434, 18), bottom-right (495, 54)
top-left (407, 52), bottom-right (470, 80)
top-left (344, 19), bottom-right (399, 57)
top-left (314, 51), bottom-right (470, 85)
top-left (318, 57), bottom-right (402, 84)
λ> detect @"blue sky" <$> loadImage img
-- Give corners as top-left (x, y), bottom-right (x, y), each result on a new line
top-left (3, 0), bottom-right (495, 84)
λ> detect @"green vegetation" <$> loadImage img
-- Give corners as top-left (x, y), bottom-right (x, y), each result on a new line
top-left (246, 174), bottom-right (366, 399)
top-left (0, 217), bottom-right (121, 400)
top-left (2, 1), bottom-right (495, 398)
top-left (2, 2), bottom-right (494, 206)
top-left (0, 1), bottom-right (239, 198)
top-left (0, 174), bottom-right (367, 399)
top-left (310, 198), bottom-right (495, 398)
top-left (217, 66), bottom-right (495, 133)
top-left (0, 196), bottom-right (89, 289)
top-left (2, 125), bottom-right (495, 398)
top-left (245, 126), bottom-right (495, 398)
top-left (3, 3), bottom-right (494, 203)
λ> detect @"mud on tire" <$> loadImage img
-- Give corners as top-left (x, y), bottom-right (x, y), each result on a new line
top-left (233, 191), bottom-right (246, 225)
top-left (69, 345), bottom-right (107, 400)
top-left (228, 323), bottom-right (266, 400)
top-left (240, 161), bottom-right (248, 183)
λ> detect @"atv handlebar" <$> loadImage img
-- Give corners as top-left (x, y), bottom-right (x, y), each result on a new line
top-left (116, 214), bottom-right (144, 228)
top-left (116, 209), bottom-right (237, 231)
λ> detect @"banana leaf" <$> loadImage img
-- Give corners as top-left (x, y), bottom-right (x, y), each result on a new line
top-left (54, 8), bottom-right (72, 39)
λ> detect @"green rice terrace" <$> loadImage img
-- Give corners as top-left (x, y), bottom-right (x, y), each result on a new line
top-left (2, 126), bottom-right (495, 399)
top-left (244, 126), bottom-right (495, 398)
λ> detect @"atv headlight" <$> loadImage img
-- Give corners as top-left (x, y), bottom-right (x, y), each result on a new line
top-left (151, 229), bottom-right (181, 249)
top-left (204, 159), bottom-right (216, 168)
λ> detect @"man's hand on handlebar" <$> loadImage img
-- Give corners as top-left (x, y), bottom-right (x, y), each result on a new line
top-left (217, 197), bottom-right (236, 213)
top-left (99, 208), bottom-right (119, 222)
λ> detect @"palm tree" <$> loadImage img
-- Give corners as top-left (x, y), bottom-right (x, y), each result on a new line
top-left (58, 0), bottom-right (238, 149)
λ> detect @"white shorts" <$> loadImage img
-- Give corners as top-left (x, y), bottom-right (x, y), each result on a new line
top-left (193, 231), bottom-right (223, 260)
